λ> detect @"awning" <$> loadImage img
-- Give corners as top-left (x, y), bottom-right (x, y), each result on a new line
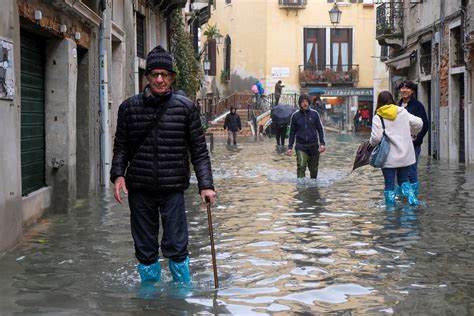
top-left (385, 51), bottom-right (413, 70)
top-left (307, 87), bottom-right (326, 95)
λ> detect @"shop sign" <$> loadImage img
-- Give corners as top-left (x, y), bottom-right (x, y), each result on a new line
top-left (325, 88), bottom-right (372, 96)
top-left (271, 67), bottom-right (290, 78)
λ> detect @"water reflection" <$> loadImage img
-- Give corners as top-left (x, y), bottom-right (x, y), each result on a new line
top-left (0, 134), bottom-right (473, 314)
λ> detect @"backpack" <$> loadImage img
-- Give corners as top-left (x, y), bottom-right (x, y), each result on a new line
top-left (251, 84), bottom-right (258, 94)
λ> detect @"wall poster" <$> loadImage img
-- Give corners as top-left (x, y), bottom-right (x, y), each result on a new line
top-left (0, 37), bottom-right (14, 100)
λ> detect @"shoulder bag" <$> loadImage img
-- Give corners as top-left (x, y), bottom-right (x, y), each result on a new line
top-left (369, 116), bottom-right (391, 168)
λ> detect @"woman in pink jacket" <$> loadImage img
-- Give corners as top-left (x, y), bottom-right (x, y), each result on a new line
top-left (370, 91), bottom-right (423, 206)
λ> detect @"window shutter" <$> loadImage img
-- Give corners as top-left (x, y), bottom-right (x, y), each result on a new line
top-left (209, 39), bottom-right (216, 76)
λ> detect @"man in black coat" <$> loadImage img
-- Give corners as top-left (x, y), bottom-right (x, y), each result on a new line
top-left (223, 106), bottom-right (242, 145)
top-left (398, 81), bottom-right (429, 197)
top-left (110, 46), bottom-right (216, 284)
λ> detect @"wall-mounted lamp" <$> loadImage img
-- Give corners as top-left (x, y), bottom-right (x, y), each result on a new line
top-left (328, 3), bottom-right (342, 26)
top-left (203, 59), bottom-right (211, 74)
top-left (216, 34), bottom-right (224, 45)
top-left (74, 32), bottom-right (81, 41)
top-left (60, 24), bottom-right (67, 33)
top-left (34, 10), bottom-right (42, 21)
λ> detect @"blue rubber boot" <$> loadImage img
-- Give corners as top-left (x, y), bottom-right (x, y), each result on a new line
top-left (169, 256), bottom-right (191, 283)
top-left (137, 261), bottom-right (161, 282)
top-left (384, 190), bottom-right (396, 207)
top-left (411, 182), bottom-right (419, 198)
top-left (401, 182), bottom-right (419, 205)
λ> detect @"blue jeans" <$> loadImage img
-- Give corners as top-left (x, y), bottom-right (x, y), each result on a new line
top-left (408, 145), bottom-right (421, 184)
top-left (382, 166), bottom-right (410, 191)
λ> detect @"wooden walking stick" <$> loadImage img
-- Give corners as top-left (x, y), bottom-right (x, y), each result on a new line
top-left (206, 198), bottom-right (219, 289)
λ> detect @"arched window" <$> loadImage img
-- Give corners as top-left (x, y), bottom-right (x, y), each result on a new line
top-left (223, 35), bottom-right (231, 82)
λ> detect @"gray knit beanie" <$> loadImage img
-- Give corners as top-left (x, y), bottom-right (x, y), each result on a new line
top-left (145, 45), bottom-right (175, 74)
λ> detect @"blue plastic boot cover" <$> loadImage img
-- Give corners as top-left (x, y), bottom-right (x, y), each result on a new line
top-left (411, 182), bottom-right (419, 197)
top-left (401, 182), bottom-right (419, 205)
top-left (138, 261), bottom-right (161, 282)
top-left (169, 256), bottom-right (191, 283)
top-left (384, 190), bottom-right (396, 206)
top-left (395, 185), bottom-right (403, 197)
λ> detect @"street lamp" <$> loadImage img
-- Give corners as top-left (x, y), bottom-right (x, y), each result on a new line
top-left (329, 3), bottom-right (342, 26)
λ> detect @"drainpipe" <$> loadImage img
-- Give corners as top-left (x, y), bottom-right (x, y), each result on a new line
top-left (99, 0), bottom-right (111, 187)
top-left (433, 0), bottom-right (445, 160)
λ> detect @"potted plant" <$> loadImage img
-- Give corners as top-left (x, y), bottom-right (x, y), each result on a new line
top-left (203, 24), bottom-right (222, 41)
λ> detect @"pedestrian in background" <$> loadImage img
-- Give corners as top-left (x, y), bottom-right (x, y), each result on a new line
top-left (370, 91), bottom-right (422, 206)
top-left (397, 80), bottom-right (429, 198)
top-left (287, 94), bottom-right (326, 179)
top-left (272, 118), bottom-right (288, 147)
top-left (223, 106), bottom-right (242, 145)
top-left (274, 80), bottom-right (284, 105)
top-left (110, 45), bottom-right (216, 285)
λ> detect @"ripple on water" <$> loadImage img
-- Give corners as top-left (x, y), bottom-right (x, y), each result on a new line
top-left (1, 134), bottom-right (473, 315)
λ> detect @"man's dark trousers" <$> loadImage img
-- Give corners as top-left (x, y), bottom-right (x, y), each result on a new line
top-left (128, 191), bottom-right (188, 265)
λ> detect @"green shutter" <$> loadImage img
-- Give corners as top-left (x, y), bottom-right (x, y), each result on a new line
top-left (20, 31), bottom-right (45, 196)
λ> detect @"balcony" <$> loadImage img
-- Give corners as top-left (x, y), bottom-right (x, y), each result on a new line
top-left (154, 0), bottom-right (187, 16)
top-left (376, 2), bottom-right (404, 48)
top-left (299, 65), bottom-right (359, 86)
top-left (279, 0), bottom-right (306, 9)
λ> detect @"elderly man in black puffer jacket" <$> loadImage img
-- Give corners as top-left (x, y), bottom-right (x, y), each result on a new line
top-left (110, 46), bottom-right (216, 284)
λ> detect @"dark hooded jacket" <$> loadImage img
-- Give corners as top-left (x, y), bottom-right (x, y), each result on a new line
top-left (398, 96), bottom-right (429, 146)
top-left (288, 94), bottom-right (325, 155)
top-left (110, 87), bottom-right (214, 193)
top-left (223, 107), bottom-right (242, 132)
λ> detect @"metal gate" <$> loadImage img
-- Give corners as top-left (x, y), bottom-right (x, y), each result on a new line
top-left (20, 31), bottom-right (45, 195)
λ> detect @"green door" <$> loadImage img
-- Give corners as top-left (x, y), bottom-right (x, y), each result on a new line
top-left (20, 31), bottom-right (45, 195)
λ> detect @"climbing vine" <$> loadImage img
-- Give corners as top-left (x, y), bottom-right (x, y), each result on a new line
top-left (169, 10), bottom-right (202, 99)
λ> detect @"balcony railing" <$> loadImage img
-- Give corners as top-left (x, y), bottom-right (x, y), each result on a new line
top-left (376, 2), bottom-right (404, 47)
top-left (279, 0), bottom-right (307, 9)
top-left (299, 64), bottom-right (359, 86)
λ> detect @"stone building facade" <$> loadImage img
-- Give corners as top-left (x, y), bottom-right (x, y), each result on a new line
top-left (0, 0), bottom-right (191, 254)
top-left (376, 0), bottom-right (473, 165)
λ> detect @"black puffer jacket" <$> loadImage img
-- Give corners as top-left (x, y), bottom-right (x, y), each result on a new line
top-left (110, 88), bottom-right (214, 193)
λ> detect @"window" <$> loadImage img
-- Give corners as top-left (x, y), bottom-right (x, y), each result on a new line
top-left (304, 28), bottom-right (326, 70)
top-left (419, 41), bottom-right (431, 75)
top-left (225, 0), bottom-right (231, 4)
top-left (380, 45), bottom-right (388, 62)
top-left (223, 36), bottom-right (231, 81)
top-left (136, 13), bottom-right (145, 59)
top-left (451, 26), bottom-right (463, 67)
top-left (331, 28), bottom-right (352, 71)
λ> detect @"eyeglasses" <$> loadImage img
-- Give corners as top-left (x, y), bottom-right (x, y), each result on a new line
top-left (148, 71), bottom-right (172, 80)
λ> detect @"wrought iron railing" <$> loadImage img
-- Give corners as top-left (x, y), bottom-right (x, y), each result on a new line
top-left (278, 0), bottom-right (307, 9)
top-left (201, 93), bottom-right (254, 122)
top-left (376, 2), bottom-right (404, 38)
top-left (298, 64), bottom-right (359, 85)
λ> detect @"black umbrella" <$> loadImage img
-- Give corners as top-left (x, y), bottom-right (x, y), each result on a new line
top-left (271, 104), bottom-right (297, 124)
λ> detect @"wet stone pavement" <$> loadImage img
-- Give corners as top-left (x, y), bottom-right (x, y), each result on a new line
top-left (0, 133), bottom-right (473, 315)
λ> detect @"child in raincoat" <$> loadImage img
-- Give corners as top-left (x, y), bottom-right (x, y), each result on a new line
top-left (369, 91), bottom-right (423, 206)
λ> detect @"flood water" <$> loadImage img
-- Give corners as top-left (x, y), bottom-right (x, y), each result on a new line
top-left (1, 133), bottom-right (473, 315)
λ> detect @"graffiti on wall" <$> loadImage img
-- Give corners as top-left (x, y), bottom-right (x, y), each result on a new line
top-left (0, 37), bottom-right (14, 100)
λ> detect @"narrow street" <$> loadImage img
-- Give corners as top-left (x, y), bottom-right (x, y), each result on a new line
top-left (0, 133), bottom-right (473, 315)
